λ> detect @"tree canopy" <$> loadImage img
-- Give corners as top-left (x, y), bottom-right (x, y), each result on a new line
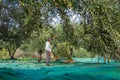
top-left (0, 0), bottom-right (120, 60)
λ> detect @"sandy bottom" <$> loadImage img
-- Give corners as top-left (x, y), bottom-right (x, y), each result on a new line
top-left (0, 58), bottom-right (120, 80)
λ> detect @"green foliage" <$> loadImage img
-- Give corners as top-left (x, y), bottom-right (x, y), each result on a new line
top-left (85, 0), bottom-right (120, 56)
top-left (20, 28), bottom-right (52, 52)
top-left (0, 0), bottom-right (120, 60)
top-left (53, 41), bottom-right (71, 59)
top-left (0, 0), bottom-right (27, 59)
top-left (73, 48), bottom-right (93, 58)
top-left (0, 48), bottom-right (9, 59)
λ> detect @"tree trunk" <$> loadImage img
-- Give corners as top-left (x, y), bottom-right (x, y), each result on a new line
top-left (8, 48), bottom-right (17, 60)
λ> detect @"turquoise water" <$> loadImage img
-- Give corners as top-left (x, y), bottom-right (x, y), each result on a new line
top-left (0, 58), bottom-right (120, 80)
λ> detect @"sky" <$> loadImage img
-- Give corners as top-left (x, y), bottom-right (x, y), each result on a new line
top-left (48, 9), bottom-right (83, 27)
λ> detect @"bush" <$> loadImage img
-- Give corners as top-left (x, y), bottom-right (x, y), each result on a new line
top-left (73, 48), bottom-right (93, 58)
top-left (53, 42), bottom-right (72, 59)
top-left (0, 48), bottom-right (9, 59)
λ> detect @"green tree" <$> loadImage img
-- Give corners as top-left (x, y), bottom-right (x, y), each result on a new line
top-left (0, 0), bottom-right (23, 59)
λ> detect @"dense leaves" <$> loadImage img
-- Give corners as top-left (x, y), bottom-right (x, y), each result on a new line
top-left (0, 0), bottom-right (120, 61)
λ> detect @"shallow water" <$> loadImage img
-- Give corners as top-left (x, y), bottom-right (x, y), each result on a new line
top-left (0, 58), bottom-right (120, 80)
